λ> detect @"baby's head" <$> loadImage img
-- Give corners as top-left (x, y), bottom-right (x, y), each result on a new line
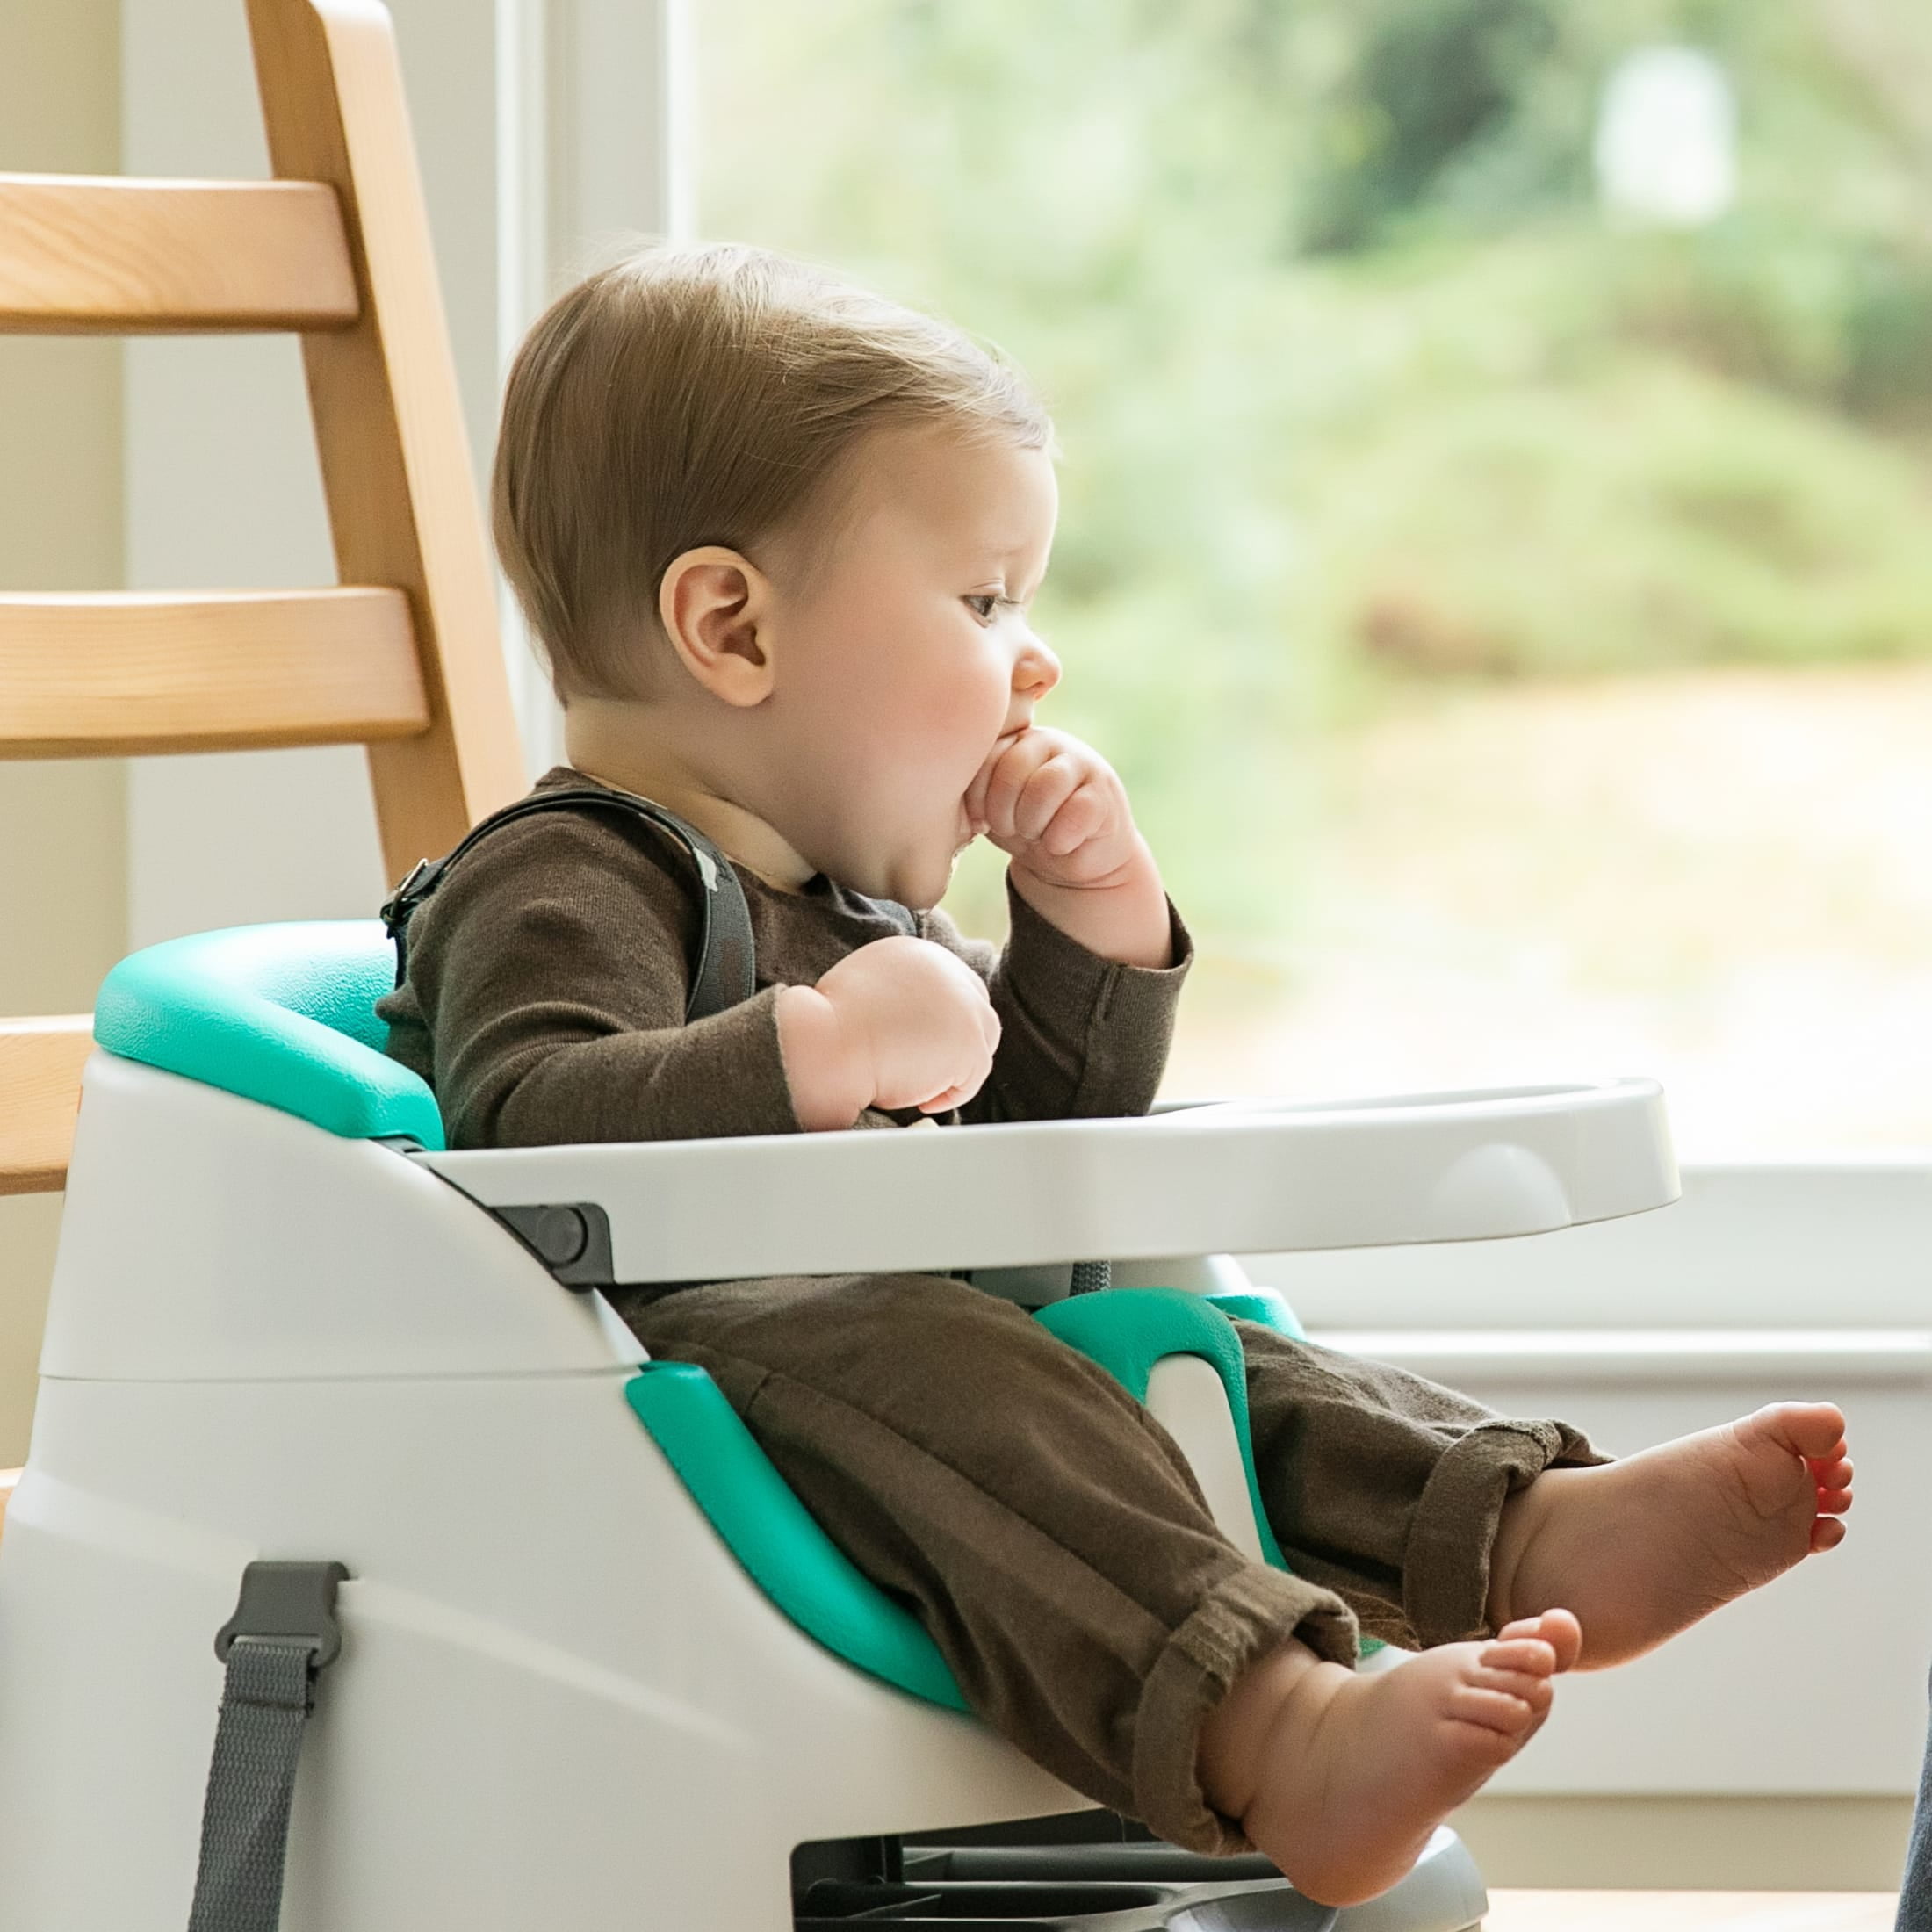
top-left (494, 242), bottom-right (1064, 908)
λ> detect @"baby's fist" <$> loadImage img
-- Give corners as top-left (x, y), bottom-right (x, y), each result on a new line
top-left (967, 727), bottom-right (1143, 891)
top-left (777, 935), bottom-right (1000, 1129)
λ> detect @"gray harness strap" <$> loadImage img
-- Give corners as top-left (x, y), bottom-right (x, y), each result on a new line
top-left (186, 1562), bottom-right (348, 1932)
top-left (382, 783), bottom-right (917, 1023)
top-left (381, 787), bottom-right (761, 1022)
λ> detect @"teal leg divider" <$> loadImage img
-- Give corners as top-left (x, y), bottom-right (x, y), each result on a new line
top-left (1203, 1287), bottom-right (1307, 1341)
top-left (1034, 1289), bottom-right (1290, 1573)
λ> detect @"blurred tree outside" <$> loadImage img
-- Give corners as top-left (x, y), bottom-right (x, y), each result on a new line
top-left (694, 0), bottom-right (1932, 1147)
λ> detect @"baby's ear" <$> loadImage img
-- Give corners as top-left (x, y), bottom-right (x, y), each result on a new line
top-left (658, 544), bottom-right (775, 707)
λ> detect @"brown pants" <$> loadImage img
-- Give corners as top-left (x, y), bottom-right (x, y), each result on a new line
top-left (618, 1272), bottom-right (1599, 1853)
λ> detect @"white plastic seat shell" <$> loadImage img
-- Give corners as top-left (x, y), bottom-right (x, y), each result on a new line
top-left (0, 1048), bottom-right (1679, 1929)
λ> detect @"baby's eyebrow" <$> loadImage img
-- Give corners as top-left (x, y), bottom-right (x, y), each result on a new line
top-left (960, 535), bottom-right (1048, 579)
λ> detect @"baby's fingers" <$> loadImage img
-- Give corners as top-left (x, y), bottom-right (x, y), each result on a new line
top-left (980, 732), bottom-right (1058, 840)
top-left (973, 993), bottom-right (1002, 1056)
top-left (1041, 779), bottom-right (1111, 858)
top-left (1013, 753), bottom-right (1083, 844)
top-left (965, 733), bottom-right (1022, 831)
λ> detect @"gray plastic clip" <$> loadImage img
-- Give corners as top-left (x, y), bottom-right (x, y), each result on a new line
top-left (213, 1560), bottom-right (350, 1670)
top-left (491, 1201), bottom-right (616, 1290)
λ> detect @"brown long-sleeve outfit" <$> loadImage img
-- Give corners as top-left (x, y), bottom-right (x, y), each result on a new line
top-left (380, 767), bottom-right (1599, 1853)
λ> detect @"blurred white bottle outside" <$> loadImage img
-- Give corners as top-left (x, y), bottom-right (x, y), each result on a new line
top-left (1595, 45), bottom-right (1737, 227)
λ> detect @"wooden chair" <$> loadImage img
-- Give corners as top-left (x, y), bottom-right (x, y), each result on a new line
top-left (0, 0), bottom-right (526, 1537)
top-left (0, 0), bottom-right (525, 1203)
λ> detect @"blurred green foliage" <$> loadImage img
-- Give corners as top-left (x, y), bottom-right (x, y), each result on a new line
top-left (697, 0), bottom-right (1932, 937)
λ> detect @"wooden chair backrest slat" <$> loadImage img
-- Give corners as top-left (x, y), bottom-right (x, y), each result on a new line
top-left (0, 0), bottom-right (528, 1196)
top-left (0, 175), bottom-right (359, 334)
top-left (0, 1020), bottom-right (94, 1197)
top-left (249, 0), bottom-right (525, 883)
top-left (0, 590), bottom-right (427, 756)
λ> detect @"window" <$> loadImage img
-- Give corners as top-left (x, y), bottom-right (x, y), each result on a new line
top-left (697, 1), bottom-right (1932, 1157)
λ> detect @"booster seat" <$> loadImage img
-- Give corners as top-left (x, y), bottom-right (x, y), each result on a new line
top-left (0, 919), bottom-right (1678, 1931)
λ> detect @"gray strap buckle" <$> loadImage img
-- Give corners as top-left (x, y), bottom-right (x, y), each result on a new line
top-left (213, 1559), bottom-right (350, 1674)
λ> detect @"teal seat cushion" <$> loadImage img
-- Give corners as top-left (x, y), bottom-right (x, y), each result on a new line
top-left (627, 1361), bottom-right (973, 1712)
top-left (93, 920), bottom-right (443, 1150)
top-left (628, 1287), bottom-right (1294, 1710)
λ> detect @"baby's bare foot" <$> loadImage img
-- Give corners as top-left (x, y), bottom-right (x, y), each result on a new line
top-left (1490, 1402), bottom-right (1852, 1669)
top-left (1208, 1611), bottom-right (1580, 1907)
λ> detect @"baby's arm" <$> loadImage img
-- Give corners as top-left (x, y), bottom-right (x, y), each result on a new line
top-left (390, 805), bottom-right (1004, 1142)
top-left (947, 726), bottom-right (1191, 1125)
top-left (774, 724), bottom-right (1187, 1128)
top-left (390, 811), bottom-right (807, 1147)
top-left (967, 727), bottom-right (1173, 970)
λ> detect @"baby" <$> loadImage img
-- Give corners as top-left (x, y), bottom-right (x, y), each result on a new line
top-left (379, 243), bottom-right (1852, 1908)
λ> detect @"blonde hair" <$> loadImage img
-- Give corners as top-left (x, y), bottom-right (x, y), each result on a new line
top-left (492, 242), bottom-right (1053, 702)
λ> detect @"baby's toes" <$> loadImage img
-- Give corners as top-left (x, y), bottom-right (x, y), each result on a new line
top-left (1811, 1517), bottom-right (1848, 1554)
top-left (1755, 1402), bottom-right (1848, 1461)
top-left (1480, 1637), bottom-right (1557, 1682)
top-left (1811, 1453), bottom-right (1853, 1493)
top-left (1466, 1664), bottom-right (1554, 1716)
top-left (1445, 1681), bottom-right (1545, 1741)
top-left (1497, 1608), bottom-right (1582, 1673)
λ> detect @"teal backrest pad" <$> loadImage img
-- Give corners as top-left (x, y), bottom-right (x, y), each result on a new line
top-left (93, 920), bottom-right (445, 1150)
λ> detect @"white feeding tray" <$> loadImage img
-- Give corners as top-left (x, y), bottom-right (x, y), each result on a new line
top-left (416, 1078), bottom-right (1678, 1285)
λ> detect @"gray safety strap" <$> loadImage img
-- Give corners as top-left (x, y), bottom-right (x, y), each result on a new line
top-left (382, 784), bottom-right (917, 1023)
top-left (187, 1561), bottom-right (349, 1932)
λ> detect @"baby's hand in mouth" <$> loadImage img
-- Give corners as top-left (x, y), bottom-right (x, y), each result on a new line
top-left (965, 726), bottom-right (1146, 890)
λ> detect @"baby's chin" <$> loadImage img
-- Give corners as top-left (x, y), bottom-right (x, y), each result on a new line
top-left (881, 838), bottom-right (975, 913)
top-left (837, 810), bottom-right (978, 911)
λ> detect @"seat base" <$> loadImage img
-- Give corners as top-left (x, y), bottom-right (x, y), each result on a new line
top-left (796, 1820), bottom-right (1486, 1931)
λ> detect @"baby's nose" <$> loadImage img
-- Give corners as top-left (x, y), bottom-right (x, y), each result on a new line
top-left (1013, 636), bottom-right (1062, 703)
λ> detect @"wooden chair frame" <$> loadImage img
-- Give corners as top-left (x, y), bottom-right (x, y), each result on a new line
top-left (0, 0), bottom-right (526, 1198)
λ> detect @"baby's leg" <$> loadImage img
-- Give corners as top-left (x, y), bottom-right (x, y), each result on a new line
top-left (1237, 1320), bottom-right (1607, 1648)
top-left (1488, 1402), bottom-right (1852, 1668)
top-left (623, 1272), bottom-right (1365, 1853)
top-left (1200, 1610), bottom-right (1582, 1907)
top-left (1236, 1323), bottom-right (1852, 1668)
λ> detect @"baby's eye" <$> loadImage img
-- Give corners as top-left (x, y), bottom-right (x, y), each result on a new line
top-left (963, 593), bottom-right (1001, 624)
